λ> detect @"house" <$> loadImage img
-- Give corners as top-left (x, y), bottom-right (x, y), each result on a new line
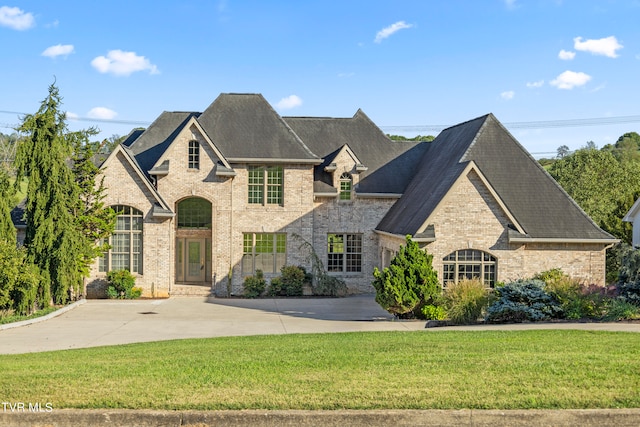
top-left (623, 198), bottom-right (640, 247)
top-left (86, 93), bottom-right (617, 298)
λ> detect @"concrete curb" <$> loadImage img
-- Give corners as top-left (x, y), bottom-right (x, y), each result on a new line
top-left (1, 409), bottom-right (640, 427)
top-left (0, 299), bottom-right (86, 331)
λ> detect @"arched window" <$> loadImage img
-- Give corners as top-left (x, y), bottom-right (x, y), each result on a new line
top-left (177, 197), bottom-right (212, 229)
top-left (339, 172), bottom-right (352, 200)
top-left (443, 249), bottom-right (496, 288)
top-left (99, 205), bottom-right (143, 274)
top-left (188, 140), bottom-right (200, 169)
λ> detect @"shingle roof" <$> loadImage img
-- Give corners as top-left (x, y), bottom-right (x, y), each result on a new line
top-left (284, 110), bottom-right (428, 194)
top-left (377, 114), bottom-right (615, 241)
top-left (125, 112), bottom-right (199, 175)
top-left (197, 94), bottom-right (319, 161)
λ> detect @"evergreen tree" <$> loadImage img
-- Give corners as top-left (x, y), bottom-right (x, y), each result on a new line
top-left (14, 83), bottom-right (84, 305)
top-left (71, 138), bottom-right (116, 274)
top-left (372, 235), bottom-right (441, 318)
top-left (0, 168), bottom-right (16, 243)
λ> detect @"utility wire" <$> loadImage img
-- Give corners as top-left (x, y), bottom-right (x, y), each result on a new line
top-left (2, 109), bottom-right (640, 132)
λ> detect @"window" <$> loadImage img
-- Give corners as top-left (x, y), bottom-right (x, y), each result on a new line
top-left (99, 205), bottom-right (143, 274)
top-left (339, 172), bottom-right (352, 200)
top-left (242, 233), bottom-right (286, 274)
top-left (327, 233), bottom-right (362, 273)
top-left (177, 197), bottom-right (212, 229)
top-left (248, 166), bottom-right (283, 205)
top-left (442, 249), bottom-right (496, 288)
top-left (188, 140), bottom-right (199, 169)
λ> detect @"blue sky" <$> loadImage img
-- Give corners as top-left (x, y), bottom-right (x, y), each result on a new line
top-left (1, 0), bottom-right (639, 157)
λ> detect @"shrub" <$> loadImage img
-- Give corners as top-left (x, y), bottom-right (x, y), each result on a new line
top-left (536, 269), bottom-right (614, 319)
top-left (280, 265), bottom-right (307, 296)
top-left (603, 298), bottom-right (640, 321)
top-left (486, 279), bottom-right (562, 323)
top-left (421, 304), bottom-right (446, 320)
top-left (243, 270), bottom-right (266, 298)
top-left (615, 245), bottom-right (640, 307)
top-left (372, 235), bottom-right (440, 319)
top-left (444, 279), bottom-right (490, 325)
top-left (266, 276), bottom-right (283, 297)
top-left (0, 241), bottom-right (41, 315)
top-left (106, 270), bottom-right (140, 299)
top-left (313, 275), bottom-right (347, 297)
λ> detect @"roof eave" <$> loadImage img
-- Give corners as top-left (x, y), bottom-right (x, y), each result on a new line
top-left (228, 157), bottom-right (323, 165)
top-left (508, 237), bottom-right (620, 244)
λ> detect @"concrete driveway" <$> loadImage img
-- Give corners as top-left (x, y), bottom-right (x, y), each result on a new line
top-left (1, 295), bottom-right (639, 354)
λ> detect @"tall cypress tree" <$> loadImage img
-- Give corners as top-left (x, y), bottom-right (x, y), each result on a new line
top-left (0, 167), bottom-right (16, 243)
top-left (14, 83), bottom-right (84, 305)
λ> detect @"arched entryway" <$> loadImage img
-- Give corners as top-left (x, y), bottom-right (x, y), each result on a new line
top-left (175, 197), bottom-right (212, 284)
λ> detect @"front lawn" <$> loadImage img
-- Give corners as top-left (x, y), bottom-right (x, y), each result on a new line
top-left (1, 330), bottom-right (638, 410)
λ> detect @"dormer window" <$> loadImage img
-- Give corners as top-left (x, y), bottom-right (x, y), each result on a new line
top-left (339, 172), bottom-right (352, 200)
top-left (188, 140), bottom-right (200, 169)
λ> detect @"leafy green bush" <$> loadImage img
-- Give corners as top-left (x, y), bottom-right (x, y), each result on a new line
top-left (280, 265), bottom-right (307, 296)
top-left (486, 279), bottom-right (562, 323)
top-left (372, 236), bottom-right (441, 319)
top-left (243, 270), bottom-right (266, 298)
top-left (0, 241), bottom-right (41, 315)
top-left (444, 279), bottom-right (491, 325)
top-left (106, 270), bottom-right (140, 299)
top-left (266, 276), bottom-right (283, 297)
top-left (421, 304), bottom-right (446, 320)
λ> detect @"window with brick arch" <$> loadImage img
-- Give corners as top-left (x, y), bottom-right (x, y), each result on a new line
top-left (99, 205), bottom-right (143, 274)
top-left (339, 172), bottom-right (352, 200)
top-left (442, 249), bottom-right (496, 288)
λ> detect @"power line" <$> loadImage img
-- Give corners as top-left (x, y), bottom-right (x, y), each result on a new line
top-left (381, 114), bottom-right (640, 133)
top-left (2, 109), bottom-right (640, 133)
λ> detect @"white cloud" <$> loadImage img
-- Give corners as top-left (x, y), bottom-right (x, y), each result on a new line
top-left (501, 91), bottom-right (515, 100)
top-left (526, 80), bottom-right (544, 88)
top-left (0, 6), bottom-right (35, 30)
top-left (573, 36), bottom-right (623, 58)
top-left (550, 70), bottom-right (591, 90)
top-left (42, 44), bottom-right (75, 58)
top-left (91, 50), bottom-right (159, 76)
top-left (374, 21), bottom-right (413, 43)
top-left (558, 49), bottom-right (575, 60)
top-left (275, 95), bottom-right (302, 110)
top-left (65, 112), bottom-right (79, 120)
top-left (504, 0), bottom-right (518, 10)
top-left (87, 107), bottom-right (118, 120)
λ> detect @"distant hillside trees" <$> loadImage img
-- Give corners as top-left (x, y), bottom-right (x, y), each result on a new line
top-left (387, 134), bottom-right (435, 142)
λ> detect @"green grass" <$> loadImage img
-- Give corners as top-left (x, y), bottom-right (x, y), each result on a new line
top-left (0, 306), bottom-right (59, 325)
top-left (1, 330), bottom-right (639, 410)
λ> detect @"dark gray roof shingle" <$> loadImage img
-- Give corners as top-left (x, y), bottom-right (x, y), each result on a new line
top-left (197, 94), bottom-right (319, 161)
top-left (284, 110), bottom-right (428, 194)
top-left (377, 114), bottom-right (615, 241)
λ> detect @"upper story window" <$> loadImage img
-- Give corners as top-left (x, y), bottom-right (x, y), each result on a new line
top-left (248, 166), bottom-right (283, 205)
top-left (99, 205), bottom-right (143, 274)
top-left (339, 172), bottom-right (352, 200)
top-left (177, 197), bottom-right (212, 229)
top-left (443, 249), bottom-right (496, 288)
top-left (188, 140), bottom-right (200, 169)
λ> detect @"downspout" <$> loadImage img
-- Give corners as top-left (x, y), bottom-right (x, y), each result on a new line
top-left (228, 175), bottom-right (234, 297)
